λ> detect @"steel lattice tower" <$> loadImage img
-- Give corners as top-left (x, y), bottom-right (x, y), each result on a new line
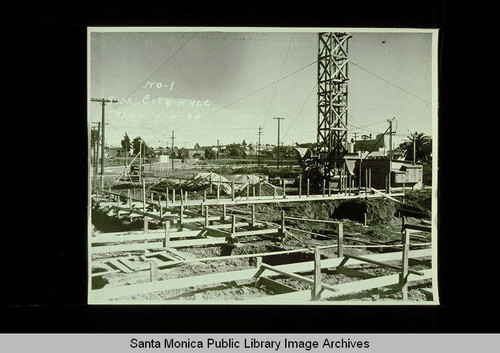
top-left (316, 32), bottom-right (351, 178)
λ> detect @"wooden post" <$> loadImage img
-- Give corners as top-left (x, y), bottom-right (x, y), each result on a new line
top-left (401, 228), bottom-right (410, 300)
top-left (282, 179), bottom-right (286, 198)
top-left (142, 176), bottom-right (147, 233)
top-left (312, 247), bottom-right (322, 301)
top-left (365, 169), bottom-right (368, 195)
top-left (172, 188), bottom-right (176, 203)
top-left (159, 195), bottom-right (163, 219)
top-left (280, 210), bottom-right (286, 243)
top-left (179, 193), bottom-right (184, 230)
top-left (128, 189), bottom-right (132, 210)
top-left (246, 184), bottom-right (250, 200)
top-left (252, 185), bottom-right (255, 197)
top-left (299, 175), bottom-right (302, 198)
top-left (165, 187), bottom-right (169, 208)
top-left (231, 214), bottom-right (236, 236)
top-left (254, 256), bottom-right (262, 268)
top-left (402, 182), bottom-right (406, 203)
top-left (216, 182), bottom-right (220, 203)
top-left (259, 183), bottom-right (262, 197)
top-left (204, 205), bottom-right (209, 226)
top-left (209, 171), bottom-right (213, 193)
top-left (251, 204), bottom-right (255, 227)
top-left (150, 192), bottom-right (154, 202)
top-left (150, 261), bottom-right (158, 282)
top-left (164, 221), bottom-right (170, 248)
top-left (337, 223), bottom-right (344, 258)
top-left (273, 187), bottom-right (276, 199)
top-left (348, 175), bottom-right (352, 195)
top-left (328, 179), bottom-right (331, 197)
top-left (144, 216), bottom-right (149, 233)
top-left (231, 181), bottom-right (235, 201)
top-left (307, 178), bottom-right (310, 197)
top-left (322, 179), bottom-right (326, 197)
top-left (185, 190), bottom-right (188, 202)
top-left (369, 169), bottom-right (372, 191)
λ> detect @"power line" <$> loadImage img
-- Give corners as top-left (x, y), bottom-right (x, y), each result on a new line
top-left (350, 61), bottom-right (431, 105)
top-left (173, 59), bottom-right (317, 132)
top-left (282, 82), bottom-right (317, 139)
top-left (262, 33), bottom-right (294, 128)
top-left (124, 32), bottom-right (198, 100)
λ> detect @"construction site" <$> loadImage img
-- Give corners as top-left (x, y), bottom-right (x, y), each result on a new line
top-left (88, 30), bottom-right (436, 304)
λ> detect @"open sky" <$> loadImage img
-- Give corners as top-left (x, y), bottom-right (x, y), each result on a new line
top-left (89, 29), bottom-right (434, 149)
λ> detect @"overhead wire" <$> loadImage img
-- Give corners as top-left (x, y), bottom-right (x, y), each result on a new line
top-left (282, 83), bottom-right (317, 140)
top-left (262, 33), bottom-right (294, 128)
top-left (350, 60), bottom-right (431, 105)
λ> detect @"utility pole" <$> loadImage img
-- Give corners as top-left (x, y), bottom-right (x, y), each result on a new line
top-left (387, 117), bottom-right (396, 191)
top-left (91, 98), bottom-right (117, 179)
top-left (257, 126), bottom-right (263, 166)
top-left (273, 117), bottom-right (285, 168)
top-left (171, 131), bottom-right (175, 170)
top-left (413, 136), bottom-right (416, 165)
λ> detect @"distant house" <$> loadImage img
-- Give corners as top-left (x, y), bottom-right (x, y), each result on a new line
top-left (187, 148), bottom-right (205, 159)
top-left (105, 147), bottom-right (128, 158)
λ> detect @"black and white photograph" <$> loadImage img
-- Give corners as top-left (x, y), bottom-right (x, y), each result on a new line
top-left (88, 28), bottom-right (438, 305)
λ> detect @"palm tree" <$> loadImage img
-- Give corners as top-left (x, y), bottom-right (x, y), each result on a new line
top-left (399, 132), bottom-right (432, 163)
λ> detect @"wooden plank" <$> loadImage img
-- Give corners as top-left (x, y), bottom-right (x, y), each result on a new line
top-left (244, 269), bottom-right (433, 303)
top-left (90, 231), bottom-right (200, 244)
top-left (257, 277), bottom-right (297, 294)
top-left (261, 263), bottom-right (314, 285)
top-left (345, 254), bottom-right (424, 276)
top-left (108, 258), bottom-right (133, 273)
top-left (284, 216), bottom-right (342, 225)
top-left (232, 228), bottom-right (280, 237)
top-left (404, 224), bottom-right (432, 233)
top-left (91, 249), bottom-right (431, 300)
top-left (92, 267), bottom-right (261, 301)
top-left (335, 266), bottom-right (376, 279)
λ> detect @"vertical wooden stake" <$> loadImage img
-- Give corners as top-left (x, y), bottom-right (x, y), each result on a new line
top-left (150, 192), bottom-right (154, 202)
top-left (165, 187), bottom-right (169, 208)
top-left (204, 205), bottom-right (209, 226)
top-left (209, 171), bottom-right (213, 193)
top-left (337, 223), bottom-right (344, 258)
top-left (150, 261), bottom-right (158, 282)
top-left (282, 179), bottom-right (286, 198)
top-left (254, 256), bottom-right (262, 268)
top-left (369, 169), bottom-right (372, 191)
top-left (365, 169), bottom-right (368, 195)
top-left (246, 184), bottom-right (250, 200)
top-left (159, 195), bottom-right (163, 219)
top-left (231, 181), bottom-right (235, 201)
top-left (172, 188), bottom-right (176, 204)
top-left (299, 175), bottom-right (302, 198)
top-left (273, 187), bottom-right (276, 199)
top-left (312, 247), bottom-right (322, 301)
top-left (203, 190), bottom-right (207, 202)
top-left (251, 204), bottom-right (255, 227)
top-left (307, 178), bottom-right (310, 197)
top-left (185, 190), bottom-right (188, 202)
top-left (280, 210), bottom-right (286, 243)
top-left (144, 216), bottom-right (149, 233)
top-left (328, 180), bottom-right (331, 197)
top-left (401, 228), bottom-right (410, 300)
top-left (128, 189), bottom-right (132, 210)
top-left (179, 193), bottom-right (184, 231)
top-left (322, 179), bottom-right (326, 197)
top-left (231, 214), bottom-right (236, 236)
top-left (216, 182), bottom-right (220, 203)
top-left (252, 185), bottom-right (255, 197)
top-left (164, 221), bottom-right (170, 248)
